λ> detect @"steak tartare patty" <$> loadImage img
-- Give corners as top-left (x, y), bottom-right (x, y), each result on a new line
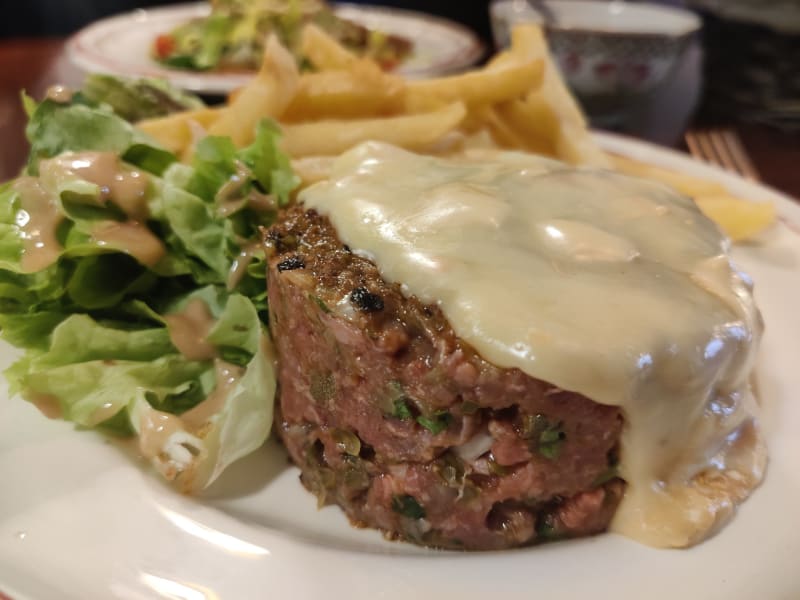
top-left (266, 206), bottom-right (625, 550)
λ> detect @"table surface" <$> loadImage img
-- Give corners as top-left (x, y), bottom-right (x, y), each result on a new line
top-left (0, 36), bottom-right (798, 198)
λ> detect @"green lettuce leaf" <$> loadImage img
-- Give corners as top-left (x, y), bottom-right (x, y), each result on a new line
top-left (7, 293), bottom-right (275, 492)
top-left (194, 14), bottom-right (234, 70)
top-left (122, 144), bottom-right (177, 176)
top-left (0, 310), bottom-right (67, 350)
top-left (81, 73), bottom-right (205, 123)
top-left (25, 100), bottom-right (176, 175)
top-left (189, 119), bottom-right (299, 207)
top-left (1, 84), bottom-right (294, 491)
top-left (159, 179), bottom-right (231, 280)
top-left (240, 119), bottom-right (299, 205)
top-left (187, 135), bottom-right (240, 202)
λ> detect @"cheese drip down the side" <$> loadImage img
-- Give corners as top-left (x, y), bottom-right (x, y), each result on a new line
top-left (300, 142), bottom-right (766, 548)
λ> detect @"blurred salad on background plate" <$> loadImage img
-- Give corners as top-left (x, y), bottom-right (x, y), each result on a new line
top-left (152, 0), bottom-right (412, 72)
top-left (67, 2), bottom-right (485, 95)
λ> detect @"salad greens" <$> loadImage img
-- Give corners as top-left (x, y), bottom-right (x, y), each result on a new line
top-left (81, 74), bottom-right (206, 123)
top-left (1, 81), bottom-right (298, 492)
top-left (152, 0), bottom-right (412, 73)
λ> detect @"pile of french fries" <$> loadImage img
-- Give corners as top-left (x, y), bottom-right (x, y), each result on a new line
top-left (138, 23), bottom-right (775, 242)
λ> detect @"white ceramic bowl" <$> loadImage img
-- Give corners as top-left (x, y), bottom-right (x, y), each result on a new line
top-left (490, 0), bottom-right (701, 125)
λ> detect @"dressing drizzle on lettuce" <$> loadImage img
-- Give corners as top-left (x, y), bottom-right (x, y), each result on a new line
top-left (0, 87), bottom-right (297, 491)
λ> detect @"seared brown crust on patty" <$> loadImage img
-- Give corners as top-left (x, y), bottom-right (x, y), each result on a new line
top-left (266, 206), bottom-right (625, 550)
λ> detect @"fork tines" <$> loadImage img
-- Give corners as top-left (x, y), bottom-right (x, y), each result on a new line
top-left (685, 128), bottom-right (761, 181)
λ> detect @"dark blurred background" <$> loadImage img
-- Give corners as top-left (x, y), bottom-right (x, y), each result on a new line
top-left (0, 0), bottom-right (170, 38)
top-left (1, 1), bottom-right (495, 42)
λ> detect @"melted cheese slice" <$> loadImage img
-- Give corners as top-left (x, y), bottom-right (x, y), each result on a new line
top-left (301, 142), bottom-right (767, 548)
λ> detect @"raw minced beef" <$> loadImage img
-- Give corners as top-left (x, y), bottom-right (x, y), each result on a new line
top-left (265, 206), bottom-right (625, 550)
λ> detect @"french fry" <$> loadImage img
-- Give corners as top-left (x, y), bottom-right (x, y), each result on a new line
top-left (483, 106), bottom-right (531, 150)
top-left (494, 99), bottom-right (557, 156)
top-left (611, 155), bottom-right (776, 241)
top-left (136, 107), bottom-right (223, 154)
top-left (556, 122), bottom-right (613, 167)
top-left (502, 23), bottom-right (608, 166)
top-left (282, 66), bottom-right (405, 121)
top-left (130, 22), bottom-right (775, 244)
top-left (486, 49), bottom-right (515, 69)
top-left (208, 35), bottom-right (299, 146)
top-left (301, 23), bottom-right (359, 70)
top-left (612, 155), bottom-right (729, 197)
top-left (405, 60), bottom-right (544, 113)
top-left (460, 129), bottom-right (500, 152)
top-left (695, 195), bottom-right (776, 241)
top-left (510, 24), bottom-right (587, 130)
top-left (508, 23), bottom-right (549, 62)
top-left (281, 101), bottom-right (467, 157)
top-left (457, 104), bottom-right (493, 134)
top-left (291, 156), bottom-right (335, 187)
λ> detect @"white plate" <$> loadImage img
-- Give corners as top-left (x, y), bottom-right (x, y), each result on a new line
top-left (1, 134), bottom-right (799, 600)
top-left (65, 2), bottom-right (485, 94)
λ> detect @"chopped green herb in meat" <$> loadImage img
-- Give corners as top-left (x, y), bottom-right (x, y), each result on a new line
top-left (417, 411), bottom-right (452, 435)
top-left (391, 494), bottom-right (426, 520)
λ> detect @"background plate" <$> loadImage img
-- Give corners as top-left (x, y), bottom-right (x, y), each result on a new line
top-left (1, 134), bottom-right (799, 599)
top-left (65, 2), bottom-right (485, 95)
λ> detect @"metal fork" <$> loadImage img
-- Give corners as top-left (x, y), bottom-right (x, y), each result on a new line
top-left (684, 128), bottom-right (761, 181)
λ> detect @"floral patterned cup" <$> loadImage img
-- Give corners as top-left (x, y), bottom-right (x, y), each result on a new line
top-left (490, 0), bottom-right (701, 127)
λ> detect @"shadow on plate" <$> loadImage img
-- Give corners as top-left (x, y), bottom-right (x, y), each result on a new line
top-left (200, 437), bottom-right (292, 499)
top-left (106, 434), bottom-right (291, 500)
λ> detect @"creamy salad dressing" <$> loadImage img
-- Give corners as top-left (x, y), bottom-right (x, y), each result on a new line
top-left (214, 159), bottom-right (277, 218)
top-left (12, 176), bottom-right (64, 272)
top-left (227, 241), bottom-right (262, 291)
top-left (28, 393), bottom-right (63, 420)
top-left (91, 221), bottom-right (166, 267)
top-left (163, 298), bottom-right (219, 361)
top-left (140, 298), bottom-right (248, 481)
top-left (45, 85), bottom-right (73, 104)
top-left (301, 142), bottom-right (766, 548)
top-left (138, 408), bottom-right (187, 464)
top-left (138, 360), bottom-right (245, 463)
top-left (41, 151), bottom-right (150, 220)
top-left (182, 360), bottom-right (245, 428)
top-left (88, 401), bottom-right (122, 427)
top-left (13, 151), bottom-right (164, 271)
